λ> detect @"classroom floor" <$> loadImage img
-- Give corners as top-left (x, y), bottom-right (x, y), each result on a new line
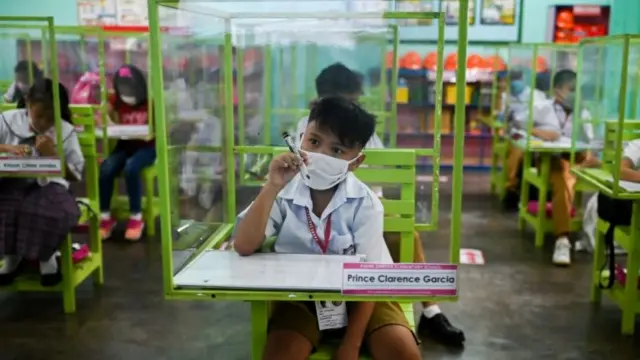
top-left (1, 173), bottom-right (639, 360)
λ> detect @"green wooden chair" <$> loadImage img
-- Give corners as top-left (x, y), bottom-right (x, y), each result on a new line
top-left (590, 120), bottom-right (640, 335)
top-left (244, 148), bottom-right (417, 360)
top-left (1, 105), bottom-right (103, 313)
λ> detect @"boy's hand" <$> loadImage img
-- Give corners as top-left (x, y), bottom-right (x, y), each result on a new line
top-left (333, 343), bottom-right (360, 360)
top-left (267, 152), bottom-right (307, 189)
top-left (35, 135), bottom-right (57, 156)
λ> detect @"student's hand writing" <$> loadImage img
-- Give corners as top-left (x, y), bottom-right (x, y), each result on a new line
top-left (2, 144), bottom-right (31, 156)
top-left (333, 343), bottom-right (360, 360)
top-left (267, 152), bottom-right (307, 189)
top-left (35, 135), bottom-right (56, 156)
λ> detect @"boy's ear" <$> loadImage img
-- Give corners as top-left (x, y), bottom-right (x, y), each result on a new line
top-left (348, 153), bottom-right (366, 172)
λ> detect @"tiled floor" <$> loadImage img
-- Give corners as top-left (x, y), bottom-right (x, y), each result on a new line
top-left (0, 173), bottom-right (639, 360)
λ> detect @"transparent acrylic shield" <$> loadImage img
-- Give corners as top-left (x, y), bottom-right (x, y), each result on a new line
top-left (0, 17), bottom-right (66, 177)
top-left (149, 1), bottom-right (463, 293)
top-left (505, 44), bottom-right (536, 147)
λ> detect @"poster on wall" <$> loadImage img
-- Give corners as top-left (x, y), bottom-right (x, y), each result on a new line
top-left (77, 0), bottom-right (118, 26)
top-left (395, 0), bottom-right (439, 26)
top-left (480, 0), bottom-right (516, 25)
top-left (116, 0), bottom-right (148, 26)
top-left (443, 0), bottom-right (476, 25)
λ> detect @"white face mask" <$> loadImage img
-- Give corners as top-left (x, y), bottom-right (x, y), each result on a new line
top-left (299, 149), bottom-right (361, 190)
top-left (121, 96), bottom-right (136, 105)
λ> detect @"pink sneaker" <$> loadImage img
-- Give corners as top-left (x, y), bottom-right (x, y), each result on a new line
top-left (99, 217), bottom-right (117, 240)
top-left (124, 219), bottom-right (145, 241)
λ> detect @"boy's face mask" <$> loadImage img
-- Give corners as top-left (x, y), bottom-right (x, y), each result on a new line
top-left (559, 92), bottom-right (575, 111)
top-left (299, 136), bottom-right (361, 190)
top-left (510, 79), bottom-right (526, 96)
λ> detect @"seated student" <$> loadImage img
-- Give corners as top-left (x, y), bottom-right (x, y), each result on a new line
top-left (620, 140), bottom-right (640, 181)
top-left (0, 79), bottom-right (83, 286)
top-left (532, 69), bottom-right (598, 266)
top-left (502, 70), bottom-right (549, 209)
top-left (294, 63), bottom-right (465, 347)
top-left (234, 97), bottom-right (421, 360)
top-left (99, 65), bottom-right (155, 241)
top-left (2, 60), bottom-right (43, 105)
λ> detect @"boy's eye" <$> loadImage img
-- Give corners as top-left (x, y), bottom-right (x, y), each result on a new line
top-left (332, 147), bottom-right (344, 155)
top-left (308, 138), bottom-right (319, 145)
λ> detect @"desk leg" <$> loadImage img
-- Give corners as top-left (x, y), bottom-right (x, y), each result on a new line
top-left (534, 154), bottom-right (551, 248)
top-left (518, 149), bottom-right (532, 232)
top-left (251, 301), bottom-right (269, 359)
top-left (622, 201), bottom-right (640, 335)
top-left (590, 219), bottom-right (604, 304)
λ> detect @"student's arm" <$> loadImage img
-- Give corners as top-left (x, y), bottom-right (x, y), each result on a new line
top-left (531, 128), bottom-right (561, 141)
top-left (3, 82), bottom-right (16, 103)
top-left (233, 183), bottom-right (283, 256)
top-left (531, 102), bottom-right (561, 141)
top-left (621, 141), bottom-right (640, 182)
top-left (62, 131), bottom-right (85, 182)
top-left (341, 196), bottom-right (392, 349)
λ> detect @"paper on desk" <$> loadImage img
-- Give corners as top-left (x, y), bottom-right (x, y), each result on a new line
top-left (173, 250), bottom-right (366, 291)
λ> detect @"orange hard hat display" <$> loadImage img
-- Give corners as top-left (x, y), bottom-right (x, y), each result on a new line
top-left (556, 10), bottom-right (574, 30)
top-left (466, 54), bottom-right (484, 69)
top-left (445, 53), bottom-right (457, 70)
top-left (536, 56), bottom-right (548, 72)
top-left (402, 51), bottom-right (422, 70)
top-left (423, 52), bottom-right (438, 70)
top-left (484, 55), bottom-right (506, 71)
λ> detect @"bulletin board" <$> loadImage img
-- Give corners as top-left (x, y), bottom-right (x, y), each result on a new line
top-left (77, 0), bottom-right (148, 26)
top-left (398, 0), bottom-right (522, 43)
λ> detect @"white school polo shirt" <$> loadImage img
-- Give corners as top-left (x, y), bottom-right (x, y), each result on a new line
top-left (506, 87), bottom-right (548, 131)
top-left (0, 109), bottom-right (84, 189)
top-left (233, 173), bottom-right (393, 263)
top-left (623, 140), bottom-right (640, 168)
top-left (294, 116), bottom-right (384, 197)
top-left (532, 101), bottom-right (594, 140)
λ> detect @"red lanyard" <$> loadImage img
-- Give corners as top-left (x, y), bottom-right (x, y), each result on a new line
top-left (304, 208), bottom-right (332, 254)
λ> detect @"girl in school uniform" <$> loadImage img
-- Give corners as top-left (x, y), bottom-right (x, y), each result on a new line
top-left (99, 65), bottom-right (155, 241)
top-left (0, 79), bottom-right (84, 286)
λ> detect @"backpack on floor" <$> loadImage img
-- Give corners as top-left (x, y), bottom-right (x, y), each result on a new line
top-left (596, 193), bottom-right (633, 289)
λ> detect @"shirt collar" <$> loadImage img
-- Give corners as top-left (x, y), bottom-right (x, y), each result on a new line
top-left (278, 173), bottom-right (369, 220)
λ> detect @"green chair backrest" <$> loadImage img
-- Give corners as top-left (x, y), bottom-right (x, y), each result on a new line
top-left (603, 120), bottom-right (640, 171)
top-left (272, 148), bottom-right (416, 262)
top-left (0, 103), bottom-right (17, 112)
top-left (70, 105), bottom-right (99, 200)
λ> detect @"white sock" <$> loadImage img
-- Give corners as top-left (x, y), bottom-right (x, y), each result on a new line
top-left (423, 304), bottom-right (442, 318)
top-left (101, 212), bottom-right (112, 220)
top-left (0, 255), bottom-right (20, 274)
top-left (39, 255), bottom-right (58, 275)
top-left (130, 213), bottom-right (142, 221)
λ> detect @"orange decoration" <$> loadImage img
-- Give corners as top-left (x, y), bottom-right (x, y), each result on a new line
top-left (423, 52), bottom-right (438, 70)
top-left (484, 55), bottom-right (506, 71)
top-left (466, 54), bottom-right (484, 69)
top-left (444, 53), bottom-right (458, 70)
top-left (536, 56), bottom-right (548, 72)
top-left (556, 10), bottom-right (574, 30)
top-left (402, 51), bottom-right (422, 70)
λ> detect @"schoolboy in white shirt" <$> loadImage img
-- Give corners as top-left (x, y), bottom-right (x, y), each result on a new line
top-left (292, 63), bottom-right (465, 347)
top-left (233, 97), bottom-right (421, 360)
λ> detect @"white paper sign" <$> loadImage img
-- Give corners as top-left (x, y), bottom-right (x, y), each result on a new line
top-left (342, 263), bottom-right (458, 296)
top-left (96, 125), bottom-right (150, 139)
top-left (0, 156), bottom-right (61, 174)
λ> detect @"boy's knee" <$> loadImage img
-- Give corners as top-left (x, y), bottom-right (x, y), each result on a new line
top-left (122, 160), bottom-right (143, 179)
top-left (99, 160), bottom-right (119, 180)
top-left (368, 325), bottom-right (421, 360)
top-left (263, 330), bottom-right (312, 360)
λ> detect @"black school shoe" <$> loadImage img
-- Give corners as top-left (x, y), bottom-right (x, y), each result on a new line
top-left (502, 190), bottom-right (520, 211)
top-left (40, 271), bottom-right (62, 287)
top-left (0, 260), bottom-right (25, 286)
top-left (417, 313), bottom-right (465, 347)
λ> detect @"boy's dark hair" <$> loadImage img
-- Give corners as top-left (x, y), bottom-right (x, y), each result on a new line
top-left (535, 71), bottom-right (551, 92)
top-left (315, 63), bottom-right (362, 97)
top-left (14, 60), bottom-right (43, 79)
top-left (22, 78), bottom-right (72, 123)
top-left (553, 69), bottom-right (577, 89)
top-left (113, 64), bottom-right (148, 108)
top-left (508, 69), bottom-right (524, 81)
top-left (308, 96), bottom-right (375, 149)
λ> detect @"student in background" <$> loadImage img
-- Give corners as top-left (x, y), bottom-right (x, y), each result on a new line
top-left (99, 65), bottom-right (155, 242)
top-left (502, 70), bottom-right (549, 210)
top-left (2, 60), bottom-right (43, 104)
top-left (0, 79), bottom-right (83, 286)
top-left (532, 69), bottom-right (598, 265)
top-left (234, 97), bottom-right (421, 360)
top-left (294, 63), bottom-right (465, 347)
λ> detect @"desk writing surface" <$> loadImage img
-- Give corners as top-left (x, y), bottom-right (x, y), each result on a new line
top-left (173, 250), bottom-right (365, 291)
top-left (580, 168), bottom-right (640, 193)
top-left (513, 136), bottom-right (602, 152)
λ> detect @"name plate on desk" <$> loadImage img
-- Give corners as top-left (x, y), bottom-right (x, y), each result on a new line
top-left (0, 156), bottom-right (61, 174)
top-left (96, 125), bottom-right (150, 139)
top-left (342, 263), bottom-right (458, 296)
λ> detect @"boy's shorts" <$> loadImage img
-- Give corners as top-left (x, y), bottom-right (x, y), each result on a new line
top-left (268, 301), bottom-right (419, 349)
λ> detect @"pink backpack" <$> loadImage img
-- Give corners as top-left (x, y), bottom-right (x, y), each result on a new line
top-left (71, 72), bottom-right (104, 126)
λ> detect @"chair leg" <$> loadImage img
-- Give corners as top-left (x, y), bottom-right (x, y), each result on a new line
top-left (61, 235), bottom-right (77, 314)
top-left (590, 223), bottom-right (605, 304)
top-left (251, 301), bottom-right (269, 360)
top-left (144, 173), bottom-right (156, 237)
top-left (89, 215), bottom-right (104, 286)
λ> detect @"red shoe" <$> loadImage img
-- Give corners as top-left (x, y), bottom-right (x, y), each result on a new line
top-left (99, 217), bottom-right (117, 240)
top-left (124, 218), bottom-right (145, 241)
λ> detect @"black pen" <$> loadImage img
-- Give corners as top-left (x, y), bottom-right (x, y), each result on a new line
top-left (282, 132), bottom-right (310, 179)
